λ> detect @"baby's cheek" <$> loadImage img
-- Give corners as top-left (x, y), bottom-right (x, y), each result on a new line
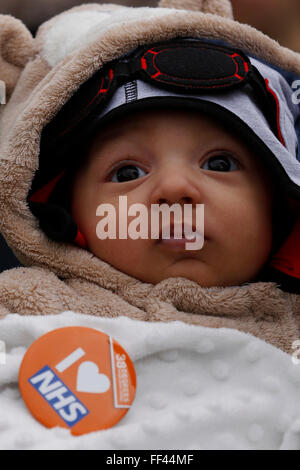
top-left (219, 194), bottom-right (272, 249)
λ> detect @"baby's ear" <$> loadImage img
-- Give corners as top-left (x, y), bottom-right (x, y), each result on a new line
top-left (0, 15), bottom-right (35, 102)
top-left (158, 0), bottom-right (233, 18)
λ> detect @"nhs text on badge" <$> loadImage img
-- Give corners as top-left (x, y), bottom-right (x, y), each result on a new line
top-left (29, 365), bottom-right (89, 427)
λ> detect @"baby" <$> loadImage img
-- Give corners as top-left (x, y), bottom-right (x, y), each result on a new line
top-left (70, 106), bottom-right (276, 288)
top-left (30, 35), bottom-right (298, 292)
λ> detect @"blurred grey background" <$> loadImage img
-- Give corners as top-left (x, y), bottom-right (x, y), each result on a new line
top-left (0, 0), bottom-right (154, 34)
top-left (0, 0), bottom-right (299, 49)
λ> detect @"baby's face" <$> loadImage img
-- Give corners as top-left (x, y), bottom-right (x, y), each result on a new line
top-left (71, 108), bottom-right (274, 287)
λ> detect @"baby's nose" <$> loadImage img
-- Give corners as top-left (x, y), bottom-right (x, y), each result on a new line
top-left (150, 166), bottom-right (201, 206)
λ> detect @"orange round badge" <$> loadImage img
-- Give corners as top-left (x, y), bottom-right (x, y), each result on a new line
top-left (18, 326), bottom-right (136, 435)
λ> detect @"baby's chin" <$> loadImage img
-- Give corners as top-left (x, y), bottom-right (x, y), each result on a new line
top-left (87, 242), bottom-right (261, 288)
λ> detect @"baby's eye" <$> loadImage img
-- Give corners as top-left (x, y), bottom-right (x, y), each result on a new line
top-left (201, 155), bottom-right (239, 172)
top-left (111, 164), bottom-right (147, 182)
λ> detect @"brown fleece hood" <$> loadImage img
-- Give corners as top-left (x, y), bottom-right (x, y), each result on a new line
top-left (0, 0), bottom-right (299, 354)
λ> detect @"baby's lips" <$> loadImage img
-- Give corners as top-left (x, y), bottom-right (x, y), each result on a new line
top-left (158, 222), bottom-right (205, 240)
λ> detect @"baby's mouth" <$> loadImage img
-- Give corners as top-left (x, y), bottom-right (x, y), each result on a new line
top-left (157, 223), bottom-right (205, 251)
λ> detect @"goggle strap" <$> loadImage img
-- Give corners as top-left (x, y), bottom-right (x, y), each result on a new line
top-left (248, 65), bottom-right (280, 141)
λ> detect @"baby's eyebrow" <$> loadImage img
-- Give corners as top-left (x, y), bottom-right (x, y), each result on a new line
top-left (97, 117), bottom-right (151, 144)
top-left (95, 126), bottom-right (125, 144)
top-left (98, 120), bottom-right (144, 142)
top-left (90, 128), bottom-right (143, 164)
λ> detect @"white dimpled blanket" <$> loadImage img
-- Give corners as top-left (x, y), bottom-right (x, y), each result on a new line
top-left (1, 311), bottom-right (300, 450)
